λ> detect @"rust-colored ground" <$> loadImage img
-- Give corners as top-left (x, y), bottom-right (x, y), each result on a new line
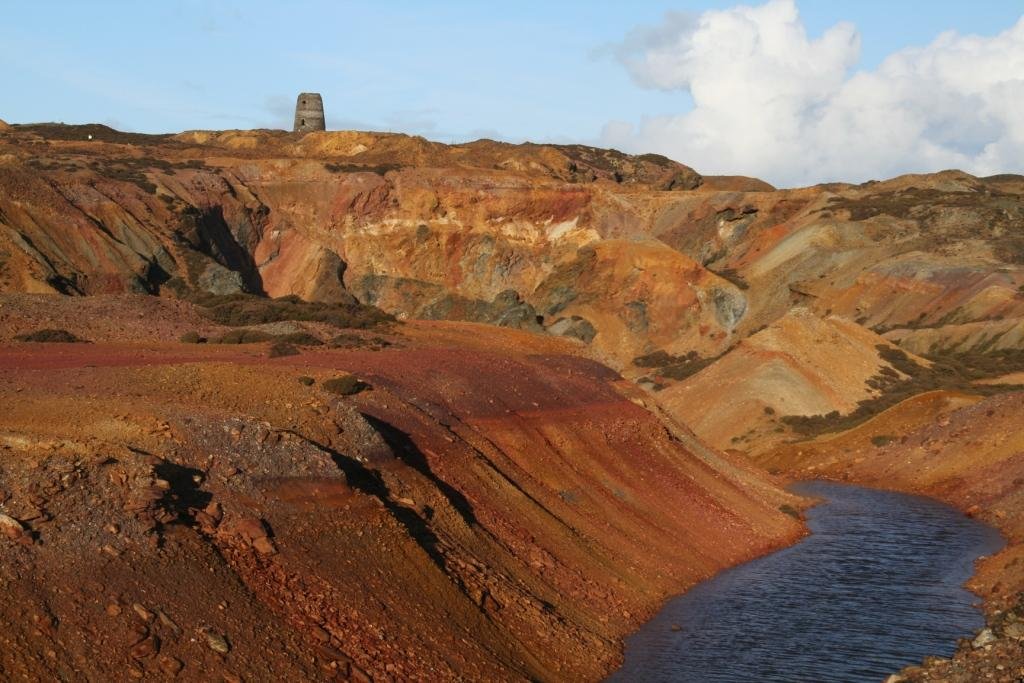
top-left (0, 297), bottom-right (801, 681)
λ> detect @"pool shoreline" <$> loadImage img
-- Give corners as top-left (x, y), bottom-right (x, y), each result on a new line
top-left (606, 480), bottom-right (1004, 682)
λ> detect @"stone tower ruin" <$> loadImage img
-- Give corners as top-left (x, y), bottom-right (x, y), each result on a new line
top-left (293, 93), bottom-right (325, 133)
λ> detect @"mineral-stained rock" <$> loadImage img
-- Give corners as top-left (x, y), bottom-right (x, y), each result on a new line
top-left (158, 655), bottom-right (184, 676)
top-left (1004, 622), bottom-right (1024, 640)
top-left (132, 603), bottom-right (155, 622)
top-left (129, 635), bottom-right (160, 659)
top-left (547, 316), bottom-right (597, 343)
top-left (0, 302), bottom-right (804, 681)
top-left (972, 628), bottom-right (996, 648)
top-left (204, 631), bottom-right (231, 654)
top-left (0, 513), bottom-right (25, 540)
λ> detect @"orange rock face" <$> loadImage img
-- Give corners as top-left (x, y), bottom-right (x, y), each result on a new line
top-left (658, 309), bottom-right (919, 450)
top-left (0, 125), bottom-right (757, 370)
top-left (3, 125), bottom-right (1022, 375)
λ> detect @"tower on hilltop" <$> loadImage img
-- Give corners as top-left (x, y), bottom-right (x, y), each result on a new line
top-left (293, 93), bottom-right (325, 133)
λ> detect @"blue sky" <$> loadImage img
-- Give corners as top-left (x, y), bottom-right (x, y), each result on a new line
top-left (3, 1), bottom-right (1023, 184)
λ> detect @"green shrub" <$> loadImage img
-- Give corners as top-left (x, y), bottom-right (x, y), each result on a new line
top-left (660, 356), bottom-right (717, 381)
top-left (871, 435), bottom-right (895, 447)
top-left (782, 344), bottom-right (1024, 437)
top-left (634, 350), bottom-right (679, 367)
top-left (179, 331), bottom-right (206, 344)
top-left (328, 333), bottom-right (393, 350)
top-left (324, 161), bottom-right (400, 175)
top-left (297, 376), bottom-right (315, 386)
top-left (14, 329), bottom-right (87, 343)
top-left (204, 328), bottom-right (328, 346)
top-left (633, 348), bottom-right (720, 382)
top-left (322, 375), bottom-right (369, 396)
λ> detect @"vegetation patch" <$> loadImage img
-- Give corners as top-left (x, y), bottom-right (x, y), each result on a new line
top-left (181, 326), bottom-right (328, 347)
top-left (782, 345), bottom-right (1024, 436)
top-left (297, 376), bottom-right (316, 386)
top-left (14, 123), bottom-right (173, 145)
top-left (186, 292), bottom-right (394, 330)
top-left (276, 332), bottom-right (323, 346)
top-left (324, 161), bottom-right (401, 175)
top-left (14, 329), bottom-right (88, 343)
top-left (328, 333), bottom-right (393, 350)
top-left (824, 187), bottom-right (1024, 264)
top-left (212, 329), bottom-right (274, 345)
top-left (633, 349), bottom-right (721, 382)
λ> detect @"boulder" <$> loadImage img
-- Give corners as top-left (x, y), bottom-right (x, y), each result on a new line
top-left (547, 316), bottom-right (597, 343)
top-left (971, 627), bottom-right (996, 648)
top-left (0, 513), bottom-right (25, 540)
top-left (218, 515), bottom-right (277, 555)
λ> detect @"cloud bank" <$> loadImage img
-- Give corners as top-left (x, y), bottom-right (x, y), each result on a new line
top-left (603, 0), bottom-right (1024, 187)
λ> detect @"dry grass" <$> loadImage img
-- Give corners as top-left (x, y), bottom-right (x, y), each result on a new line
top-left (782, 345), bottom-right (1024, 436)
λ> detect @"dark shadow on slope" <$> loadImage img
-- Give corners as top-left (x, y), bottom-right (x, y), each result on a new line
top-left (295, 434), bottom-right (448, 570)
top-left (176, 205), bottom-right (264, 294)
top-left (361, 413), bottom-right (478, 527)
top-left (153, 460), bottom-right (213, 526)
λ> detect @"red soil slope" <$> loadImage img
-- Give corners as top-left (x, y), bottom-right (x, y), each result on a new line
top-left (0, 297), bottom-right (801, 681)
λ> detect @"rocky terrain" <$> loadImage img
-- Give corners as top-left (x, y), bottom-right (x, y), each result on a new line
top-left (0, 293), bottom-right (802, 680)
top-left (2, 120), bottom-right (1024, 679)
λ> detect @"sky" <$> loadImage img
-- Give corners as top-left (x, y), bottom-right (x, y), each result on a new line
top-left (2, 1), bottom-right (1023, 186)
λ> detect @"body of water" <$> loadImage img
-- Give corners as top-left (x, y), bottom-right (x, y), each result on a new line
top-left (609, 481), bottom-right (1004, 682)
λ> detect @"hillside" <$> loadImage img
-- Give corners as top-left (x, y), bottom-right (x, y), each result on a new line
top-left (656, 309), bottom-right (921, 451)
top-left (2, 121), bottom-right (1024, 679)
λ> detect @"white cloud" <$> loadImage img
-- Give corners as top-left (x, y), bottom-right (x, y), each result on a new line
top-left (604, 0), bottom-right (1024, 187)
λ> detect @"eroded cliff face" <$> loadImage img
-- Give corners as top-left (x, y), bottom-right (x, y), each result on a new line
top-left (4, 125), bottom-right (1023, 382)
top-left (0, 125), bottom-right (747, 370)
top-left (658, 309), bottom-right (923, 451)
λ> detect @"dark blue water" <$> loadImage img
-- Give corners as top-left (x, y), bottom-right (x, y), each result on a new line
top-left (609, 481), bottom-right (1004, 683)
